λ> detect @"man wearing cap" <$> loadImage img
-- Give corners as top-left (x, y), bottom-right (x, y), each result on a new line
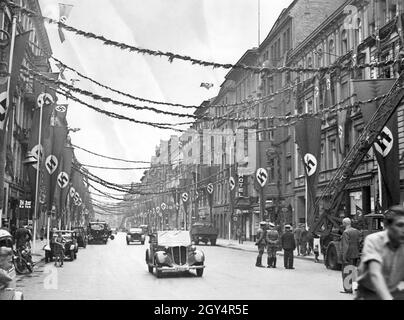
top-left (266, 222), bottom-right (280, 268)
top-left (281, 225), bottom-right (296, 269)
top-left (255, 221), bottom-right (267, 267)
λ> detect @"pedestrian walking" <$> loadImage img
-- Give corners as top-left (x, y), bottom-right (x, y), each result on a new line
top-left (293, 224), bottom-right (302, 256)
top-left (255, 221), bottom-right (267, 267)
top-left (237, 228), bottom-right (242, 244)
top-left (281, 224), bottom-right (296, 269)
top-left (313, 244), bottom-right (320, 262)
top-left (341, 217), bottom-right (361, 293)
top-left (266, 222), bottom-right (280, 268)
top-left (40, 226), bottom-right (45, 241)
top-left (355, 205), bottom-right (404, 300)
top-left (300, 226), bottom-right (309, 255)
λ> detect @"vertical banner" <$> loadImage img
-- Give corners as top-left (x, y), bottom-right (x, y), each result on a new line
top-left (337, 104), bottom-right (351, 156)
top-left (294, 117), bottom-right (322, 226)
top-left (353, 79), bottom-right (400, 209)
top-left (58, 3), bottom-right (74, 43)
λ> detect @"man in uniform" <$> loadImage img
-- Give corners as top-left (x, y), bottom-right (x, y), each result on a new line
top-left (266, 222), bottom-right (280, 268)
top-left (255, 221), bottom-right (267, 267)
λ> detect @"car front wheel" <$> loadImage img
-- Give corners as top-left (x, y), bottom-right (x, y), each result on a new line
top-left (70, 251), bottom-right (75, 261)
top-left (196, 268), bottom-right (204, 277)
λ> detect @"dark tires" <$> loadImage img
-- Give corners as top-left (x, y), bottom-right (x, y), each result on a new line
top-left (70, 251), bottom-right (75, 261)
top-left (156, 269), bottom-right (163, 278)
top-left (194, 240), bottom-right (199, 245)
top-left (141, 241), bottom-right (145, 245)
top-left (148, 265), bottom-right (153, 273)
top-left (196, 268), bottom-right (204, 277)
top-left (210, 239), bottom-right (216, 246)
top-left (126, 241), bottom-right (130, 245)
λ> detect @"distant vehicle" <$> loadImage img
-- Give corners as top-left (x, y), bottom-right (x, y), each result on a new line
top-left (44, 230), bottom-right (78, 262)
top-left (0, 230), bottom-right (24, 300)
top-left (126, 228), bottom-right (145, 245)
top-left (145, 230), bottom-right (205, 278)
top-left (111, 228), bottom-right (118, 235)
top-left (73, 226), bottom-right (88, 248)
top-left (87, 221), bottom-right (114, 244)
top-left (140, 224), bottom-right (150, 235)
top-left (190, 222), bottom-right (218, 245)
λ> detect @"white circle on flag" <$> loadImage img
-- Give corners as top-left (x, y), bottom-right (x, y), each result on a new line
top-left (256, 168), bottom-right (268, 187)
top-left (37, 93), bottom-right (54, 108)
top-left (69, 187), bottom-right (76, 198)
top-left (304, 153), bottom-right (317, 176)
top-left (207, 183), bottom-right (214, 194)
top-left (57, 172), bottom-right (69, 189)
top-left (182, 192), bottom-right (188, 203)
top-left (55, 105), bottom-right (67, 112)
top-left (229, 177), bottom-right (236, 190)
top-left (161, 203), bottom-right (167, 211)
top-left (45, 155), bottom-right (58, 175)
top-left (374, 126), bottom-right (393, 158)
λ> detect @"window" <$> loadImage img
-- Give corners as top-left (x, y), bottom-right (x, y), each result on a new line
top-left (328, 39), bottom-right (335, 64)
top-left (328, 138), bottom-right (338, 169)
top-left (268, 158), bottom-right (275, 181)
top-left (341, 30), bottom-right (348, 55)
top-left (244, 128), bottom-right (248, 157)
top-left (307, 56), bottom-right (313, 68)
top-left (267, 76), bottom-right (274, 94)
top-left (320, 142), bottom-right (326, 170)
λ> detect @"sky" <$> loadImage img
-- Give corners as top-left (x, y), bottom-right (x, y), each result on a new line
top-left (37, 0), bottom-right (292, 203)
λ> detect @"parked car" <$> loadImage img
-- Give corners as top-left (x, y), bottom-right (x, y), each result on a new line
top-left (145, 230), bottom-right (205, 278)
top-left (0, 230), bottom-right (24, 300)
top-left (126, 228), bottom-right (145, 245)
top-left (44, 230), bottom-right (78, 262)
top-left (73, 226), bottom-right (88, 248)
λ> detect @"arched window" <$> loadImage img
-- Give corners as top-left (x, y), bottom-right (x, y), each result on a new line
top-left (341, 30), bottom-right (348, 55)
top-left (328, 39), bottom-right (335, 64)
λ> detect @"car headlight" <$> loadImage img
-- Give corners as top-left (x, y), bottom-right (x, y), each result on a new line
top-left (70, 245), bottom-right (75, 250)
top-left (193, 250), bottom-right (205, 263)
top-left (155, 251), bottom-right (169, 265)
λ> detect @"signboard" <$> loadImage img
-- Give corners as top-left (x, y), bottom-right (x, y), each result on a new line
top-left (256, 168), bottom-right (268, 187)
top-left (19, 200), bottom-right (32, 209)
top-left (238, 175), bottom-right (244, 196)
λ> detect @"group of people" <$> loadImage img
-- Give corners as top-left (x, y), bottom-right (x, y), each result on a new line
top-left (255, 221), bottom-right (296, 269)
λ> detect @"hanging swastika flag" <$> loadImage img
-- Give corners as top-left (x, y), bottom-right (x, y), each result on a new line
top-left (295, 117), bottom-right (322, 226)
top-left (355, 79), bottom-right (400, 209)
top-left (256, 168), bottom-right (268, 187)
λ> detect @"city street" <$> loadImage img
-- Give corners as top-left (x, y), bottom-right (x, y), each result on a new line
top-left (16, 233), bottom-right (351, 300)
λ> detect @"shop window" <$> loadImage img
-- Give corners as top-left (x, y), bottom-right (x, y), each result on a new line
top-left (328, 39), bottom-right (335, 65)
top-left (341, 30), bottom-right (348, 55)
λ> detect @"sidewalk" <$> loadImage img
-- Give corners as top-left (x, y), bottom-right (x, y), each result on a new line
top-left (216, 238), bottom-right (324, 264)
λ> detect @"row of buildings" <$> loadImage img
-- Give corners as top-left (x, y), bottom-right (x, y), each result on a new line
top-left (127, 0), bottom-right (404, 241)
top-left (0, 0), bottom-right (94, 232)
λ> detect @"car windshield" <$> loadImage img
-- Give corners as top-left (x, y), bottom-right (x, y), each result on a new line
top-left (62, 233), bottom-right (72, 240)
top-left (157, 231), bottom-right (191, 246)
top-left (130, 228), bottom-right (142, 233)
top-left (90, 223), bottom-right (106, 230)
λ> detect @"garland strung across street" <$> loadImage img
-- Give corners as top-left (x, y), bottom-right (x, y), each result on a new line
top-left (28, 40), bottom-right (398, 112)
top-left (6, 0), bottom-right (398, 74)
top-left (29, 68), bottom-right (391, 124)
top-left (72, 144), bottom-right (150, 164)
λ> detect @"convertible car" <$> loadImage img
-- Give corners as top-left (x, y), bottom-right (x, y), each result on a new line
top-left (145, 230), bottom-right (205, 278)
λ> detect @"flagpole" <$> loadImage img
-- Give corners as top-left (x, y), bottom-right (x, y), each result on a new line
top-left (305, 175), bottom-right (308, 230)
top-left (377, 164), bottom-right (382, 210)
top-left (32, 100), bottom-right (43, 255)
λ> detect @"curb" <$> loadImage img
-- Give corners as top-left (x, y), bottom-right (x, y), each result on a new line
top-left (216, 243), bottom-right (324, 264)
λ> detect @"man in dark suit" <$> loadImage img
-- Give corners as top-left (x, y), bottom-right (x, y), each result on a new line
top-left (281, 225), bottom-right (296, 269)
top-left (341, 217), bottom-right (361, 293)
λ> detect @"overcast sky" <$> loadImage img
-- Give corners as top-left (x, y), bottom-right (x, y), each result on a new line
top-left (38, 0), bottom-right (292, 202)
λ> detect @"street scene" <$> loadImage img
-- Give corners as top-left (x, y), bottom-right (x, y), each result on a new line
top-left (0, 0), bottom-right (404, 302)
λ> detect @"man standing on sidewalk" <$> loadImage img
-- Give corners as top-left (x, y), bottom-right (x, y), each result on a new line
top-left (281, 225), bottom-right (296, 269)
top-left (255, 221), bottom-right (267, 267)
top-left (266, 222), bottom-right (280, 268)
top-left (293, 224), bottom-right (302, 256)
top-left (341, 217), bottom-right (361, 293)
